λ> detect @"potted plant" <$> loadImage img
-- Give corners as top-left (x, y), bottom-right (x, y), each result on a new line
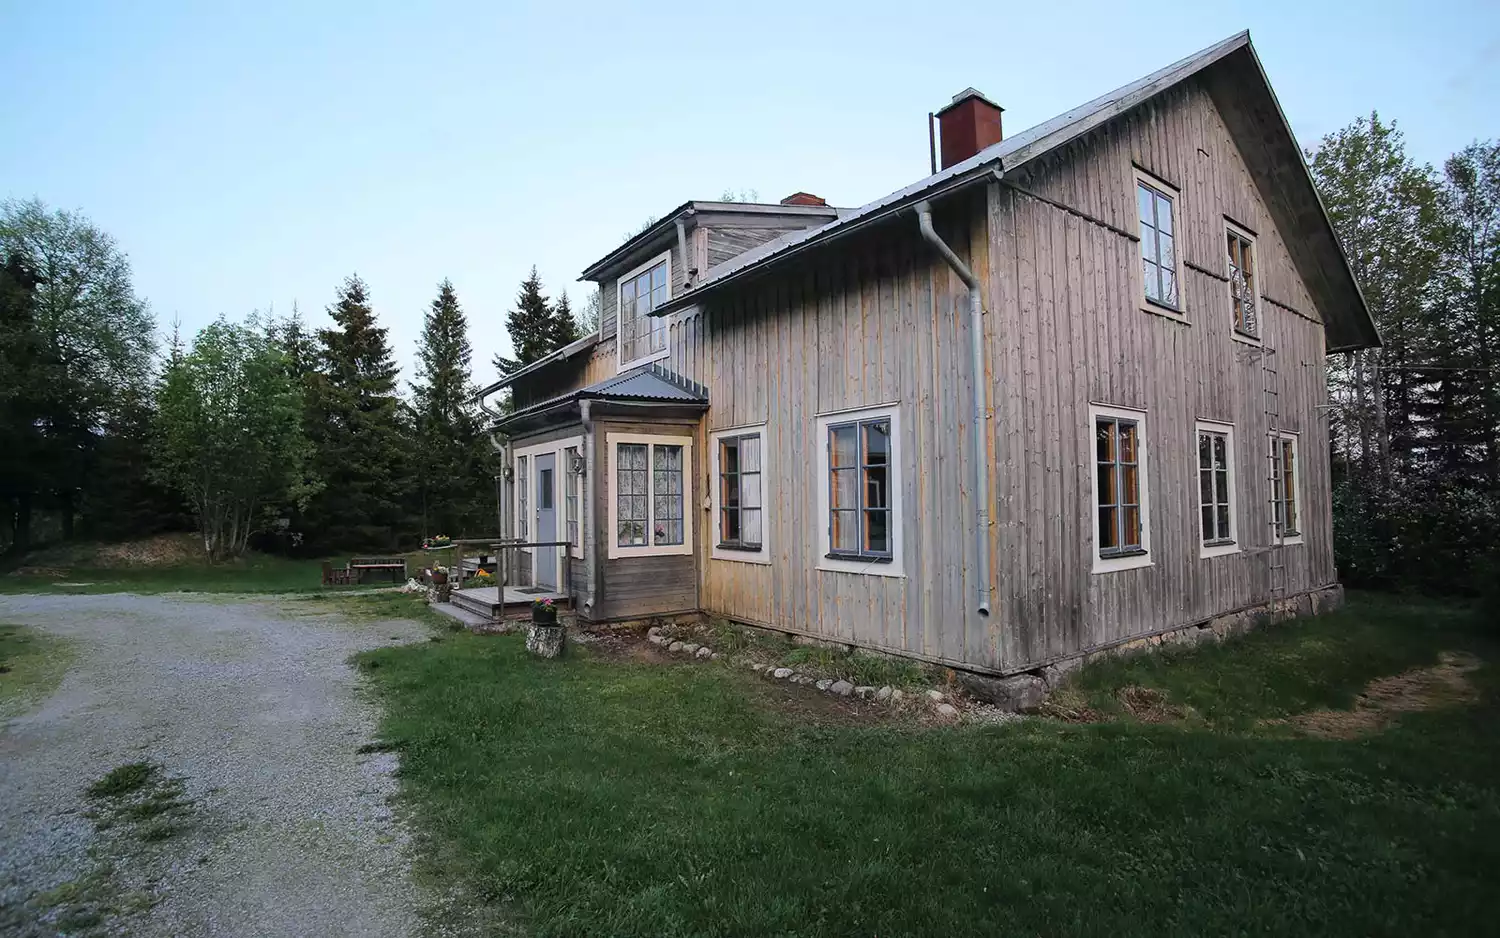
top-left (531, 596), bottom-right (558, 625)
top-left (430, 565), bottom-right (449, 586)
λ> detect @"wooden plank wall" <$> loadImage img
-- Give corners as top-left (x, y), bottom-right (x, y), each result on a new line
top-left (979, 78), bottom-right (1336, 666)
top-left (685, 79), bottom-right (1335, 672)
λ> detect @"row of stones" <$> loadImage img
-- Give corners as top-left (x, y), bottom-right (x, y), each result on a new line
top-left (646, 626), bottom-right (962, 718)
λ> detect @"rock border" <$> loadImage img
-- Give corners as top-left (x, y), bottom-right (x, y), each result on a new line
top-left (644, 626), bottom-right (1025, 725)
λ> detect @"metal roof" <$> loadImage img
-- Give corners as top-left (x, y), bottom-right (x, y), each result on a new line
top-left (494, 363), bottom-right (708, 431)
top-left (654, 31), bottom-right (1255, 318)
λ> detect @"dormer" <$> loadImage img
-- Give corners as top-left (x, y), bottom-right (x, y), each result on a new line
top-left (579, 195), bottom-right (840, 373)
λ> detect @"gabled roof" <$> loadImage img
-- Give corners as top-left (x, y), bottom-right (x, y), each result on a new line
top-left (493, 363), bottom-right (708, 432)
top-left (652, 30), bottom-right (1378, 352)
top-left (578, 199), bottom-right (841, 283)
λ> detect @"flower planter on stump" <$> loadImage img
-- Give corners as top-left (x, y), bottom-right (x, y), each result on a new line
top-left (526, 602), bottom-right (564, 658)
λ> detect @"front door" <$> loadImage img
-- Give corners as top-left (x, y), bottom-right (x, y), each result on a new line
top-left (535, 453), bottom-right (557, 591)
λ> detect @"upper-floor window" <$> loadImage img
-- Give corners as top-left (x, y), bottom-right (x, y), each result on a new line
top-left (1090, 404), bottom-right (1152, 573)
top-left (1135, 169), bottom-right (1180, 313)
top-left (1227, 222), bottom-right (1259, 339)
top-left (1197, 421), bottom-right (1239, 558)
top-left (617, 251), bottom-right (671, 370)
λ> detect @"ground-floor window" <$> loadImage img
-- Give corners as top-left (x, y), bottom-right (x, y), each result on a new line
top-left (608, 433), bottom-right (694, 558)
top-left (1196, 420), bottom-right (1238, 558)
top-left (1090, 404), bottom-right (1152, 573)
top-left (711, 426), bottom-right (770, 564)
top-left (564, 445), bottom-right (580, 550)
top-left (815, 406), bottom-right (903, 577)
top-left (1272, 432), bottom-right (1302, 542)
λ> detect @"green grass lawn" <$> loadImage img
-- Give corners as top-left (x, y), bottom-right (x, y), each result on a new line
top-left (358, 593), bottom-right (1500, 937)
top-left (0, 623), bottom-right (74, 719)
top-left (0, 547), bottom-right (428, 596)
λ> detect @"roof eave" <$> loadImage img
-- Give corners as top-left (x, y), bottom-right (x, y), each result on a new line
top-left (472, 332), bottom-right (601, 399)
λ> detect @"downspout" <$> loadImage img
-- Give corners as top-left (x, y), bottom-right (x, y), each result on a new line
top-left (915, 201), bottom-right (992, 618)
top-left (477, 392), bottom-right (509, 590)
top-left (579, 399), bottom-right (597, 616)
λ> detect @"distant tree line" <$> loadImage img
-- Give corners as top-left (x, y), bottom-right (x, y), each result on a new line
top-left (3, 117), bottom-right (1495, 587)
top-left (0, 197), bottom-right (590, 559)
top-left (1309, 119), bottom-right (1499, 595)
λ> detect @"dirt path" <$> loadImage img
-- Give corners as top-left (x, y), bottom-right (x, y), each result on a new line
top-left (0, 593), bottom-right (431, 937)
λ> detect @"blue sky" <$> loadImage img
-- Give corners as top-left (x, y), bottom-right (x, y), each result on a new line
top-left (2, 1), bottom-right (1495, 389)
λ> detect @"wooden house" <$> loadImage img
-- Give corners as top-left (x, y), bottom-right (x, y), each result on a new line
top-left (473, 31), bottom-right (1378, 682)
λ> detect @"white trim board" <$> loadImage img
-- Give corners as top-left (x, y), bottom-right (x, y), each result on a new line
top-left (1195, 419), bottom-right (1241, 559)
top-left (709, 424), bottom-right (771, 566)
top-left (814, 405), bottom-right (905, 578)
top-left (606, 431), bottom-right (695, 559)
top-left (1089, 403), bottom-right (1153, 574)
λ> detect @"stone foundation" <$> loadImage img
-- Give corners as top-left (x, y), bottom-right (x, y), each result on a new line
top-left (956, 584), bottom-right (1346, 710)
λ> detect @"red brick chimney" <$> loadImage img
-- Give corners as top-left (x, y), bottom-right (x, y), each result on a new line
top-left (779, 192), bottom-right (827, 206)
top-left (935, 88), bottom-right (1003, 170)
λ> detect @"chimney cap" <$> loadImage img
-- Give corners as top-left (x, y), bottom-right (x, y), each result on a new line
top-left (779, 192), bottom-right (828, 206)
top-left (936, 87), bottom-right (1004, 117)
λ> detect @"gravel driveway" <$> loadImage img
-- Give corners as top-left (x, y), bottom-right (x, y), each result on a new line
top-left (0, 592), bottom-right (433, 937)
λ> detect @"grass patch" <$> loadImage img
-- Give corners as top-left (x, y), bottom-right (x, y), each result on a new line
top-left (0, 623), bottom-right (74, 718)
top-left (303, 590), bottom-right (448, 629)
top-left (1063, 593), bottom-right (1484, 730)
top-left (360, 592), bottom-right (1500, 937)
top-left (703, 618), bottom-right (932, 687)
top-left (0, 538), bottom-right (427, 596)
top-left (87, 762), bottom-right (158, 798)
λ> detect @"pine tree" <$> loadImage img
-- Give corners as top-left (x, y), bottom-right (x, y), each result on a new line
top-left (494, 267), bottom-right (558, 376)
top-left (411, 279), bottom-right (495, 537)
top-left (550, 291), bottom-right (584, 349)
top-left (303, 275), bottom-right (410, 549)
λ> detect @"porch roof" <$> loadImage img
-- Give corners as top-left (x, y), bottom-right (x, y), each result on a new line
top-left (494, 363), bottom-right (708, 434)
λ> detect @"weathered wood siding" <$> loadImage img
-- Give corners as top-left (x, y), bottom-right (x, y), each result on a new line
top-left (979, 78), bottom-right (1335, 668)
top-left (680, 78), bottom-right (1336, 672)
top-left (706, 226), bottom-right (796, 269)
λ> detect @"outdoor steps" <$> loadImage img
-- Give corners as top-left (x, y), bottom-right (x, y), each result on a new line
top-left (450, 588), bottom-right (501, 621)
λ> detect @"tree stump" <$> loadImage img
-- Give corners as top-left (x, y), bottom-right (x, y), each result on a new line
top-left (526, 623), bottom-right (566, 659)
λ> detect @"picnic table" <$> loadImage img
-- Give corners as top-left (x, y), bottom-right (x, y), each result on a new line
top-left (348, 556), bottom-right (408, 584)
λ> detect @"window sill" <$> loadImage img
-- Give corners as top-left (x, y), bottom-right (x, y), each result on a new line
top-left (617, 346), bottom-right (670, 373)
top-left (608, 542), bottom-right (692, 559)
top-left (1200, 540), bottom-right (1240, 559)
top-left (817, 554), bottom-right (904, 578)
top-left (718, 543), bottom-right (765, 553)
top-left (825, 552), bottom-right (892, 564)
top-left (1140, 301), bottom-right (1189, 324)
top-left (1274, 532), bottom-right (1306, 546)
top-left (1092, 550), bottom-right (1152, 574)
top-left (1230, 330), bottom-right (1263, 347)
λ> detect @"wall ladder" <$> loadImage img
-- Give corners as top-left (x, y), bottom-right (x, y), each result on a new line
top-left (1262, 343), bottom-right (1287, 618)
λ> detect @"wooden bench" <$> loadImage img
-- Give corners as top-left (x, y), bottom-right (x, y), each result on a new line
top-left (349, 557), bottom-right (408, 584)
top-left (321, 561), bottom-right (356, 586)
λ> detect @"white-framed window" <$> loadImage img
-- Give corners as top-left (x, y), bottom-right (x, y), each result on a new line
top-left (1226, 219), bottom-right (1261, 341)
top-left (1271, 431), bottom-right (1304, 545)
top-left (1196, 420), bottom-right (1239, 558)
top-left (1090, 404), bottom-right (1152, 573)
top-left (515, 455), bottom-right (529, 541)
top-left (816, 405), bottom-right (903, 577)
top-left (1134, 168), bottom-right (1182, 317)
top-left (564, 445), bottom-right (581, 550)
top-left (607, 432), bottom-right (693, 558)
top-left (710, 425), bottom-right (769, 565)
top-left (616, 250), bottom-right (671, 371)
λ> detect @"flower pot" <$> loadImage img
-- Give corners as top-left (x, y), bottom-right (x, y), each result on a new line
top-left (431, 570), bottom-right (448, 586)
top-left (531, 604), bottom-right (558, 626)
top-left (435, 583), bottom-right (452, 603)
